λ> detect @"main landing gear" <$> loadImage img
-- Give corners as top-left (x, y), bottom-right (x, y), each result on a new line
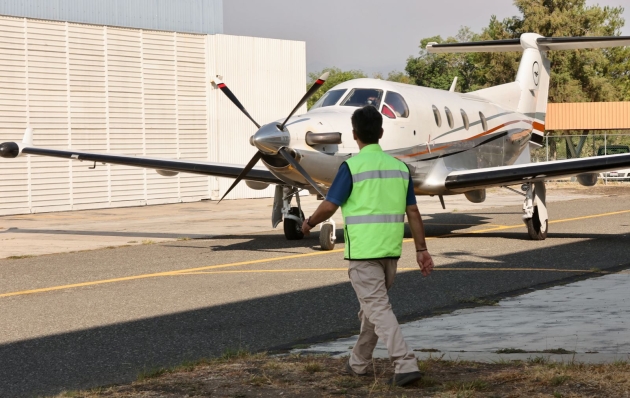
top-left (522, 181), bottom-right (548, 240)
top-left (273, 186), bottom-right (337, 250)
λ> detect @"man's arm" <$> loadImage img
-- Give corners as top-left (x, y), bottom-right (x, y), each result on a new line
top-left (301, 200), bottom-right (339, 236)
top-left (406, 204), bottom-right (434, 277)
top-left (302, 162), bottom-right (350, 236)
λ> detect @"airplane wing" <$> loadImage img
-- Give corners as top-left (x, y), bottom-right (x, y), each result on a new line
top-left (0, 139), bottom-right (281, 185)
top-left (444, 153), bottom-right (630, 192)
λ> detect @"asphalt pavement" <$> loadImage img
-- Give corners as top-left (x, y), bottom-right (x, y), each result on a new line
top-left (1, 185), bottom-right (630, 397)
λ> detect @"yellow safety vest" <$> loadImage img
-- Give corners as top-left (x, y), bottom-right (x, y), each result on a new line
top-left (341, 144), bottom-right (409, 260)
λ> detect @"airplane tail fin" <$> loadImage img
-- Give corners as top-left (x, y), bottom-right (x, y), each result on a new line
top-left (427, 34), bottom-right (630, 142)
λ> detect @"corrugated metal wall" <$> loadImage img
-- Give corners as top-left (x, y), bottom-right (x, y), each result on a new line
top-left (547, 102), bottom-right (630, 130)
top-left (0, 15), bottom-right (306, 215)
top-left (0, 0), bottom-right (223, 35)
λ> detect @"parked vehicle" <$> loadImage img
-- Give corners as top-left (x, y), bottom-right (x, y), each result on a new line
top-left (598, 145), bottom-right (630, 180)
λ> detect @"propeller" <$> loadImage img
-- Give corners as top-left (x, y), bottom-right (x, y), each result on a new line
top-left (214, 72), bottom-right (330, 202)
top-left (279, 72), bottom-right (329, 131)
top-left (277, 148), bottom-right (326, 197)
top-left (214, 77), bottom-right (261, 129)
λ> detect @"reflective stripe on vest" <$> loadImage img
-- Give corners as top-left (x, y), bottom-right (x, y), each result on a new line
top-left (351, 170), bottom-right (410, 183)
top-left (345, 214), bottom-right (405, 225)
top-left (341, 144), bottom-right (409, 260)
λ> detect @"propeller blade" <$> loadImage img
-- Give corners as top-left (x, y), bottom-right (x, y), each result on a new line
top-left (278, 148), bottom-right (326, 197)
top-left (218, 151), bottom-right (263, 203)
top-left (213, 77), bottom-right (261, 129)
top-left (279, 71), bottom-right (330, 131)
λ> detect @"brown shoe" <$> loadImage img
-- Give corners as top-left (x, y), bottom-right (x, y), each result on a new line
top-left (344, 360), bottom-right (368, 377)
top-left (388, 371), bottom-right (423, 387)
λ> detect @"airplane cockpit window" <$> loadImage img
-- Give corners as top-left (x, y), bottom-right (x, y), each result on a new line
top-left (382, 92), bottom-right (409, 119)
top-left (432, 105), bottom-right (442, 127)
top-left (341, 88), bottom-right (383, 109)
top-left (310, 89), bottom-right (346, 110)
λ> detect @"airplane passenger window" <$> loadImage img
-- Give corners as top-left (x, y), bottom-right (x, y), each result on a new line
top-left (383, 92), bottom-right (409, 118)
top-left (444, 107), bottom-right (454, 128)
top-left (461, 109), bottom-right (469, 130)
top-left (479, 112), bottom-right (488, 131)
top-left (341, 88), bottom-right (383, 109)
top-left (310, 89), bottom-right (346, 110)
top-left (432, 105), bottom-right (442, 127)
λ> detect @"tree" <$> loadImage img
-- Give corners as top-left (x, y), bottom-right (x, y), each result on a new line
top-left (373, 71), bottom-right (414, 84)
top-left (307, 67), bottom-right (367, 108)
top-left (509, 0), bottom-right (628, 103)
top-left (384, 71), bottom-right (413, 84)
top-left (405, 28), bottom-right (483, 92)
top-left (405, 1), bottom-right (629, 102)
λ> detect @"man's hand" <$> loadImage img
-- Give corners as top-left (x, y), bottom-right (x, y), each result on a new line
top-left (300, 201), bottom-right (339, 237)
top-left (301, 219), bottom-right (313, 236)
top-left (417, 250), bottom-right (434, 277)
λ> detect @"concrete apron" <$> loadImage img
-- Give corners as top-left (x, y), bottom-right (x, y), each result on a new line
top-left (0, 188), bottom-right (595, 259)
top-left (298, 272), bottom-right (630, 364)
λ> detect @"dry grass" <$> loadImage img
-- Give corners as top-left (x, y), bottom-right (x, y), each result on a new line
top-left (52, 353), bottom-right (630, 397)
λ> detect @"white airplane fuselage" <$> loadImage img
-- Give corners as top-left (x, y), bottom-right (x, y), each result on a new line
top-left (264, 78), bottom-right (534, 197)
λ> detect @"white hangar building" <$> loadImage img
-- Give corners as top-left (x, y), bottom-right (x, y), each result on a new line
top-left (0, 0), bottom-right (306, 216)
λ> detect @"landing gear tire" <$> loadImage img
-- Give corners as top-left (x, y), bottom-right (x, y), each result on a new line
top-left (319, 223), bottom-right (335, 251)
top-left (525, 206), bottom-right (548, 240)
top-left (283, 207), bottom-right (304, 240)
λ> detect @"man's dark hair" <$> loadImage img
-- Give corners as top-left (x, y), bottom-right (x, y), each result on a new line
top-left (351, 106), bottom-right (382, 144)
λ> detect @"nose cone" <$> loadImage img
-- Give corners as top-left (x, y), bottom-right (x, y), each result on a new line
top-left (252, 123), bottom-right (290, 155)
top-left (0, 142), bottom-right (19, 158)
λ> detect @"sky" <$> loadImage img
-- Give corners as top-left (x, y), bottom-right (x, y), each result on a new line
top-left (223, 0), bottom-right (630, 77)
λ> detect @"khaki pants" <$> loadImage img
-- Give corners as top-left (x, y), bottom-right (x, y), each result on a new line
top-left (348, 259), bottom-right (418, 374)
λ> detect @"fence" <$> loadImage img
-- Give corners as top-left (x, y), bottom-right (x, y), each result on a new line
top-left (533, 132), bottom-right (630, 182)
top-left (533, 132), bottom-right (630, 162)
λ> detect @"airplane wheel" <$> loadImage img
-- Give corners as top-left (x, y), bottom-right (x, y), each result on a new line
top-left (284, 207), bottom-right (304, 240)
top-left (319, 223), bottom-right (335, 251)
top-left (525, 206), bottom-right (548, 240)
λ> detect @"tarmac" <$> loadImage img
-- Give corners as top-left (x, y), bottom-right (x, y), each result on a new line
top-left (1, 183), bottom-right (630, 396)
top-left (0, 185), bottom-right (596, 259)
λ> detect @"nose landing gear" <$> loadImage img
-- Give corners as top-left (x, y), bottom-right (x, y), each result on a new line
top-left (271, 185), bottom-right (337, 249)
top-left (279, 186), bottom-right (305, 240)
top-left (319, 219), bottom-right (337, 251)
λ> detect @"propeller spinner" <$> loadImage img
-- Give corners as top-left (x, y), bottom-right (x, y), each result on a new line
top-left (213, 73), bottom-right (329, 202)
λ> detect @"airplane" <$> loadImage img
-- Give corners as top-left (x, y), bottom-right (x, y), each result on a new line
top-left (2, 33), bottom-right (630, 251)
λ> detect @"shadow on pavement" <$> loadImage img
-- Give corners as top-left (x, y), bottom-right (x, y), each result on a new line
top-left (0, 211), bottom-right (500, 243)
top-left (0, 227), bottom-right (214, 240)
top-left (1, 227), bottom-right (630, 397)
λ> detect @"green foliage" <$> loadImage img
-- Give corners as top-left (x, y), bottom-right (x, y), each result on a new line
top-left (404, 0), bottom-right (629, 105)
top-left (307, 67), bottom-right (367, 108)
top-left (405, 28), bottom-right (485, 92)
top-left (384, 70), bottom-right (414, 84)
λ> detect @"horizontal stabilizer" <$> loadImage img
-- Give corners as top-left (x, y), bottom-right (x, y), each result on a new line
top-left (427, 35), bottom-right (630, 53)
top-left (537, 36), bottom-right (630, 50)
top-left (427, 38), bottom-right (522, 53)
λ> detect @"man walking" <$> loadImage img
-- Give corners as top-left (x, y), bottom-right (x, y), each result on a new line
top-left (301, 105), bottom-right (434, 387)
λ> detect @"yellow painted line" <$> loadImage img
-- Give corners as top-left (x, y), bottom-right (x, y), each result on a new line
top-left (2, 208), bottom-right (629, 298)
top-left (0, 252), bottom-right (345, 299)
top-left (547, 209), bottom-right (630, 224)
top-left (176, 267), bottom-right (609, 276)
